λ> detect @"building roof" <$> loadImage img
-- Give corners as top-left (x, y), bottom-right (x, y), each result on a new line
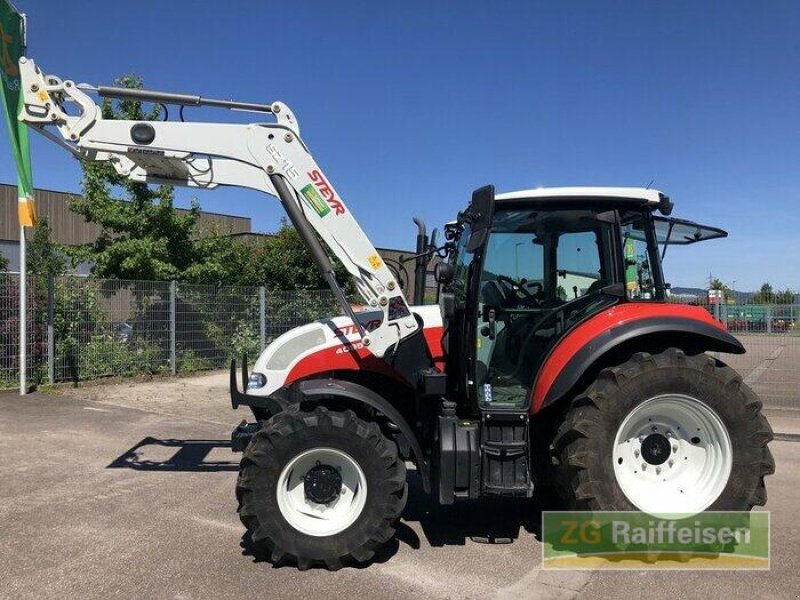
top-left (0, 183), bottom-right (251, 244)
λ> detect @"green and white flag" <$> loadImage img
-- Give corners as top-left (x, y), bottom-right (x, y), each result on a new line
top-left (0, 0), bottom-right (35, 226)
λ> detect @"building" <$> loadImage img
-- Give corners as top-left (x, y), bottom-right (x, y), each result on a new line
top-left (0, 183), bottom-right (251, 272)
top-left (1, 184), bottom-right (437, 301)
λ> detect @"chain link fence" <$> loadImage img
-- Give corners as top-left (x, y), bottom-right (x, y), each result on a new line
top-left (671, 291), bottom-right (799, 410)
top-left (0, 273), bottom-right (42, 388)
top-left (0, 274), bottom-right (340, 388)
top-left (1, 274), bottom-right (798, 411)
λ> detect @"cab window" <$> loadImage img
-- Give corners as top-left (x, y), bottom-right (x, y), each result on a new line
top-left (620, 213), bottom-right (660, 300)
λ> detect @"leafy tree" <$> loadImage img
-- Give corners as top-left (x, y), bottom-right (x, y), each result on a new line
top-left (27, 216), bottom-right (67, 287)
top-left (186, 219), bottom-right (353, 292)
top-left (751, 282), bottom-right (775, 304)
top-left (67, 75), bottom-right (203, 281)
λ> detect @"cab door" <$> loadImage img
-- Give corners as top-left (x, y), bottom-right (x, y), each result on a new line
top-left (474, 208), bottom-right (618, 410)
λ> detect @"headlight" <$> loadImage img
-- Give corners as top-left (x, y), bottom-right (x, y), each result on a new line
top-left (247, 372), bottom-right (267, 390)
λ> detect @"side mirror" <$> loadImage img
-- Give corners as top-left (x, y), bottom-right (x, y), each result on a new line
top-left (466, 185), bottom-right (495, 253)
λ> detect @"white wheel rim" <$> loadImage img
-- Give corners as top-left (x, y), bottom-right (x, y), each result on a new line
top-left (276, 447), bottom-right (368, 537)
top-left (612, 394), bottom-right (732, 516)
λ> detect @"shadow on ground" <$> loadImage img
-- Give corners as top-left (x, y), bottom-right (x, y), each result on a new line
top-left (108, 436), bottom-right (238, 471)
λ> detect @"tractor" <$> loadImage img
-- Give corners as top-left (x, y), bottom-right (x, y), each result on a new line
top-left (18, 58), bottom-right (773, 571)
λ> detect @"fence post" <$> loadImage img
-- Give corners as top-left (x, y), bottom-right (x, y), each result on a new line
top-left (766, 304), bottom-right (772, 334)
top-left (713, 301), bottom-right (720, 322)
top-left (259, 286), bottom-right (266, 352)
top-left (47, 274), bottom-right (54, 384)
top-left (170, 280), bottom-right (177, 375)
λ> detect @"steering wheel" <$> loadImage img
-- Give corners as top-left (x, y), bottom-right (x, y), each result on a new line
top-left (495, 275), bottom-right (543, 306)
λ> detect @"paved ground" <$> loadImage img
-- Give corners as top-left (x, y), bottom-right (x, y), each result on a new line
top-left (719, 333), bottom-right (800, 411)
top-left (1, 381), bottom-right (798, 600)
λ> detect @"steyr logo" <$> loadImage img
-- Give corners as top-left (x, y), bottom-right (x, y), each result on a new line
top-left (308, 170), bottom-right (345, 215)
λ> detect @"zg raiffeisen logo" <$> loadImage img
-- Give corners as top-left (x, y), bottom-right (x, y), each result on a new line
top-left (542, 511), bottom-right (769, 570)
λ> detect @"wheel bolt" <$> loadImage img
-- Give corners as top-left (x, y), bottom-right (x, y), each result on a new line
top-left (672, 445), bottom-right (678, 453)
top-left (634, 449), bottom-right (640, 458)
top-left (656, 467), bottom-right (661, 475)
top-left (668, 459), bottom-right (674, 468)
top-left (641, 463), bottom-right (647, 471)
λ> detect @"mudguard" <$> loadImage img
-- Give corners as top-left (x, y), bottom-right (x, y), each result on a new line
top-left (295, 378), bottom-right (431, 492)
top-left (531, 303), bottom-right (744, 414)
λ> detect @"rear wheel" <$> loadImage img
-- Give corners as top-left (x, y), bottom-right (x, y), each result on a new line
top-left (553, 348), bottom-right (774, 515)
top-left (237, 406), bottom-right (407, 570)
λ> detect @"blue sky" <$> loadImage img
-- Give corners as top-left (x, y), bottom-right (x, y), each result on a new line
top-left (2, 1), bottom-right (798, 290)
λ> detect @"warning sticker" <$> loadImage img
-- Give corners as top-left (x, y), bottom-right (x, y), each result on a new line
top-left (368, 254), bottom-right (383, 270)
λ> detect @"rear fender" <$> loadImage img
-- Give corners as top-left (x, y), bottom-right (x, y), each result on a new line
top-left (531, 308), bottom-right (744, 414)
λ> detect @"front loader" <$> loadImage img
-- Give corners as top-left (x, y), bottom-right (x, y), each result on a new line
top-left (19, 58), bottom-right (774, 570)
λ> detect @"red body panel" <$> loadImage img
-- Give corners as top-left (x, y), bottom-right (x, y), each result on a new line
top-left (285, 344), bottom-right (407, 386)
top-left (423, 326), bottom-right (446, 372)
top-left (529, 303), bottom-right (725, 414)
top-left (284, 324), bottom-right (446, 385)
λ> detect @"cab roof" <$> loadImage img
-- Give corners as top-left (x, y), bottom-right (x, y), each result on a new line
top-left (496, 186), bottom-right (664, 205)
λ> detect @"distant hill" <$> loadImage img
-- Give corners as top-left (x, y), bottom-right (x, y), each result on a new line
top-left (671, 286), bottom-right (705, 297)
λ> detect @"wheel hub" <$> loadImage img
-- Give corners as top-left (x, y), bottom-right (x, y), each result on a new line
top-left (303, 464), bottom-right (343, 504)
top-left (641, 433), bottom-right (671, 465)
top-left (612, 394), bottom-right (733, 515)
top-left (276, 447), bottom-right (368, 537)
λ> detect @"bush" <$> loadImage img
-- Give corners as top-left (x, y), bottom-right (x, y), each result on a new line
top-left (77, 334), bottom-right (163, 379)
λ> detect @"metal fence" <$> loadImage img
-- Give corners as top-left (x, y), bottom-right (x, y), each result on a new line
top-left (0, 274), bottom-right (340, 388)
top-left (672, 294), bottom-right (800, 411)
top-left (0, 273), bottom-right (40, 389)
top-left (0, 274), bottom-right (798, 411)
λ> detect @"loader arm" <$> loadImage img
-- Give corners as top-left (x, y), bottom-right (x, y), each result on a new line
top-left (17, 57), bottom-right (418, 357)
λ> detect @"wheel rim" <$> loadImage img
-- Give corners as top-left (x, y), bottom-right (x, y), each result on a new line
top-left (276, 447), bottom-right (368, 537)
top-left (612, 394), bottom-right (732, 516)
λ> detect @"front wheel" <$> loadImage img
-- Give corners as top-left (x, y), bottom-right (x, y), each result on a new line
top-left (236, 406), bottom-right (407, 570)
top-left (553, 349), bottom-right (774, 515)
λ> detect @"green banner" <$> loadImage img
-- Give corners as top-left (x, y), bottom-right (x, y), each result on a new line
top-left (543, 511), bottom-right (770, 569)
top-left (0, 0), bottom-right (35, 225)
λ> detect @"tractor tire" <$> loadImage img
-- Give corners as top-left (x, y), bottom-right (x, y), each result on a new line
top-left (236, 405), bottom-right (407, 570)
top-left (553, 348), bottom-right (774, 514)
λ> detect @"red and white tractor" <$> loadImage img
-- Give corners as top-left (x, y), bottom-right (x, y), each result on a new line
top-left (19, 58), bottom-right (773, 570)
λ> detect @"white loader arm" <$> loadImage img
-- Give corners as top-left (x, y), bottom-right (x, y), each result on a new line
top-left (17, 57), bottom-right (418, 357)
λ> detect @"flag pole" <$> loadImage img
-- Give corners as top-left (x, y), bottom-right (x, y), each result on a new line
top-left (19, 224), bottom-right (25, 394)
top-left (18, 10), bottom-right (28, 395)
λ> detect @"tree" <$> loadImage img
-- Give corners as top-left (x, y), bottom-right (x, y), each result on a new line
top-left (751, 282), bottom-right (775, 304)
top-left (186, 220), bottom-right (354, 292)
top-left (67, 75), bottom-right (203, 281)
top-left (27, 216), bottom-right (67, 286)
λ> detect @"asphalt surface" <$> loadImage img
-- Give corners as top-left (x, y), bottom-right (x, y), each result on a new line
top-left (1, 390), bottom-right (798, 600)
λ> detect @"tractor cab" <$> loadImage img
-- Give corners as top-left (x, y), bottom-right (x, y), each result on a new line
top-left (440, 186), bottom-right (727, 413)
